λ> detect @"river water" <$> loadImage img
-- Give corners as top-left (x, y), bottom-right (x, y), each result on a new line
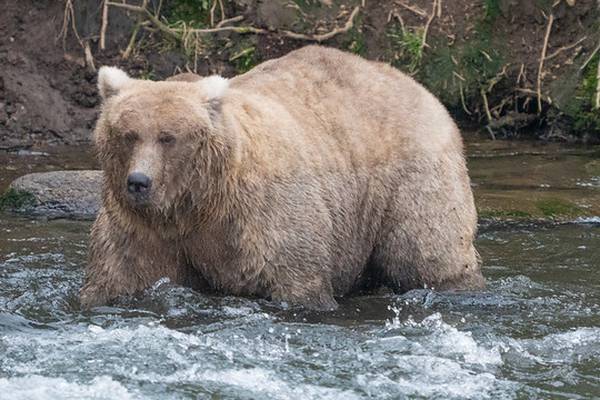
top-left (0, 141), bottom-right (599, 399)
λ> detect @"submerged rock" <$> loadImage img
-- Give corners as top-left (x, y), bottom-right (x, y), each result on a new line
top-left (2, 170), bottom-right (102, 219)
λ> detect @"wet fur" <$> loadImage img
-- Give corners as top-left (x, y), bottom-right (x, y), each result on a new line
top-left (81, 46), bottom-right (485, 310)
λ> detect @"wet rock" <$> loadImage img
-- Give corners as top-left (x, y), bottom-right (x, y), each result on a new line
top-left (3, 170), bottom-right (102, 220)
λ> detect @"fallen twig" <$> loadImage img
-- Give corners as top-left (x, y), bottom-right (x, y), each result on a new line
top-left (537, 13), bottom-right (554, 114)
top-left (420, 0), bottom-right (437, 52)
top-left (216, 15), bottom-right (244, 28)
top-left (459, 81), bottom-right (472, 115)
top-left (481, 88), bottom-right (492, 125)
top-left (516, 63), bottom-right (525, 85)
top-left (580, 40), bottom-right (600, 71)
top-left (388, 10), bottom-right (405, 35)
top-left (487, 64), bottom-right (508, 92)
top-left (122, 21), bottom-right (142, 59)
top-left (107, 1), bottom-right (359, 43)
top-left (452, 71), bottom-right (466, 81)
top-left (545, 36), bottom-right (587, 61)
top-left (59, 0), bottom-right (83, 49)
top-left (209, 0), bottom-right (225, 27)
top-left (122, 0), bottom-right (148, 59)
top-left (395, 1), bottom-right (427, 17)
top-left (596, 58), bottom-right (600, 109)
top-left (84, 41), bottom-right (96, 72)
top-left (280, 6), bottom-right (360, 42)
top-left (100, 0), bottom-right (109, 50)
top-left (516, 87), bottom-right (552, 104)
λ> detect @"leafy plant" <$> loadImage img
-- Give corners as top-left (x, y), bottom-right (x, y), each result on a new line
top-left (388, 26), bottom-right (424, 73)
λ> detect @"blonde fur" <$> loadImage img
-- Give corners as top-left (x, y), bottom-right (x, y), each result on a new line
top-left (81, 46), bottom-right (485, 310)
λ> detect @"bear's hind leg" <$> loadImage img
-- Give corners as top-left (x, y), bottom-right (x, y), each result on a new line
top-left (371, 225), bottom-right (484, 294)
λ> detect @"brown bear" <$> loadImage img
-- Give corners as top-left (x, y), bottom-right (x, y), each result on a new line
top-left (80, 45), bottom-right (485, 310)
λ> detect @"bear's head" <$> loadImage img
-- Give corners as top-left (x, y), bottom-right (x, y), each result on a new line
top-left (94, 67), bottom-right (234, 215)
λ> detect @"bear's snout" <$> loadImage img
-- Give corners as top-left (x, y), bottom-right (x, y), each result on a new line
top-left (127, 172), bottom-right (152, 200)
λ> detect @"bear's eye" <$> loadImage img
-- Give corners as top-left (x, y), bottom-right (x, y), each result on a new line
top-left (158, 132), bottom-right (176, 145)
top-left (123, 131), bottom-right (139, 143)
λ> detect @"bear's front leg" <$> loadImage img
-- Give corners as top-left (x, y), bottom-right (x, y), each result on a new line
top-left (80, 208), bottom-right (184, 308)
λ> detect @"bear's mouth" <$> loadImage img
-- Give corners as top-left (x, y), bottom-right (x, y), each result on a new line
top-left (127, 192), bottom-right (151, 207)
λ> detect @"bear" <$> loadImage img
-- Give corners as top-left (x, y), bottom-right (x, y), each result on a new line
top-left (80, 45), bottom-right (485, 311)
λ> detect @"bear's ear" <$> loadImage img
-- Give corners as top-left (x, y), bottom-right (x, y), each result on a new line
top-left (98, 66), bottom-right (131, 100)
top-left (198, 75), bottom-right (229, 100)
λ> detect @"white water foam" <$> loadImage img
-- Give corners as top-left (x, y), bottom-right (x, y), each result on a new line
top-left (0, 375), bottom-right (136, 400)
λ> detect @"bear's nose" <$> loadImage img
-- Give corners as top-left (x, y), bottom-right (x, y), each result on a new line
top-left (127, 172), bottom-right (151, 194)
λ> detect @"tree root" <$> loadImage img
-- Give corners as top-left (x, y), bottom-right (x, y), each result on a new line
top-left (537, 13), bottom-right (554, 114)
top-left (106, 1), bottom-right (360, 44)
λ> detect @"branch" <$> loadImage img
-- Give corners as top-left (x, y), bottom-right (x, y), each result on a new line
top-left (596, 57), bottom-right (600, 109)
top-left (394, 1), bottom-right (427, 17)
top-left (216, 15), bottom-right (244, 28)
top-left (545, 36), bottom-right (586, 61)
top-left (537, 13), bottom-right (554, 114)
top-left (107, 2), bottom-right (360, 43)
top-left (580, 40), bottom-right (600, 71)
top-left (100, 0), bottom-right (109, 50)
top-left (421, 0), bottom-right (437, 52)
top-left (280, 6), bottom-right (360, 42)
top-left (106, 1), bottom-right (179, 40)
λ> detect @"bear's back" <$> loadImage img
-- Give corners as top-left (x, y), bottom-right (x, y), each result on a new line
top-left (228, 46), bottom-right (460, 166)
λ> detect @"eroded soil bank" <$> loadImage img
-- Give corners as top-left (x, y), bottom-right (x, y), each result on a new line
top-left (1, 0), bottom-right (599, 150)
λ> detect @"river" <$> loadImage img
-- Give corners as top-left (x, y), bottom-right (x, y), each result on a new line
top-left (0, 138), bottom-right (599, 399)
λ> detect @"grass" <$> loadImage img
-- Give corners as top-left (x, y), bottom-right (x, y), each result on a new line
top-left (535, 198), bottom-right (583, 218)
top-left (478, 208), bottom-right (533, 219)
top-left (0, 188), bottom-right (35, 211)
top-left (387, 26), bottom-right (424, 73)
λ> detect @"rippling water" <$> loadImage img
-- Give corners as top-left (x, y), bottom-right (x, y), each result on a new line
top-left (0, 215), bottom-right (599, 399)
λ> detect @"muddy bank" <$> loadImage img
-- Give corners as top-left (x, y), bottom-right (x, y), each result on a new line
top-left (0, 0), bottom-right (599, 150)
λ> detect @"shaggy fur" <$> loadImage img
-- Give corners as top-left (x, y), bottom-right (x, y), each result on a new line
top-left (81, 46), bottom-right (485, 310)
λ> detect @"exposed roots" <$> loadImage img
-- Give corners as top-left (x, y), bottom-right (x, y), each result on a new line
top-left (105, 1), bottom-right (360, 50)
top-left (58, 0), bottom-right (82, 49)
top-left (537, 13), bottom-right (554, 114)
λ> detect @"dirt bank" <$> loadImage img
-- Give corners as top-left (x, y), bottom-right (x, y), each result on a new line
top-left (1, 0), bottom-right (599, 150)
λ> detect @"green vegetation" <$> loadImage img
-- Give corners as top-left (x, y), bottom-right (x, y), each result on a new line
top-left (388, 26), bottom-right (423, 73)
top-left (164, 0), bottom-right (212, 29)
top-left (0, 188), bottom-right (35, 211)
top-left (561, 55), bottom-right (600, 137)
top-left (229, 45), bottom-right (257, 73)
top-left (483, 0), bottom-right (501, 21)
top-left (478, 209), bottom-right (533, 219)
top-left (388, 2), bottom-right (504, 117)
top-left (138, 69), bottom-right (157, 80)
top-left (536, 198), bottom-right (583, 218)
top-left (346, 26), bottom-right (367, 56)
